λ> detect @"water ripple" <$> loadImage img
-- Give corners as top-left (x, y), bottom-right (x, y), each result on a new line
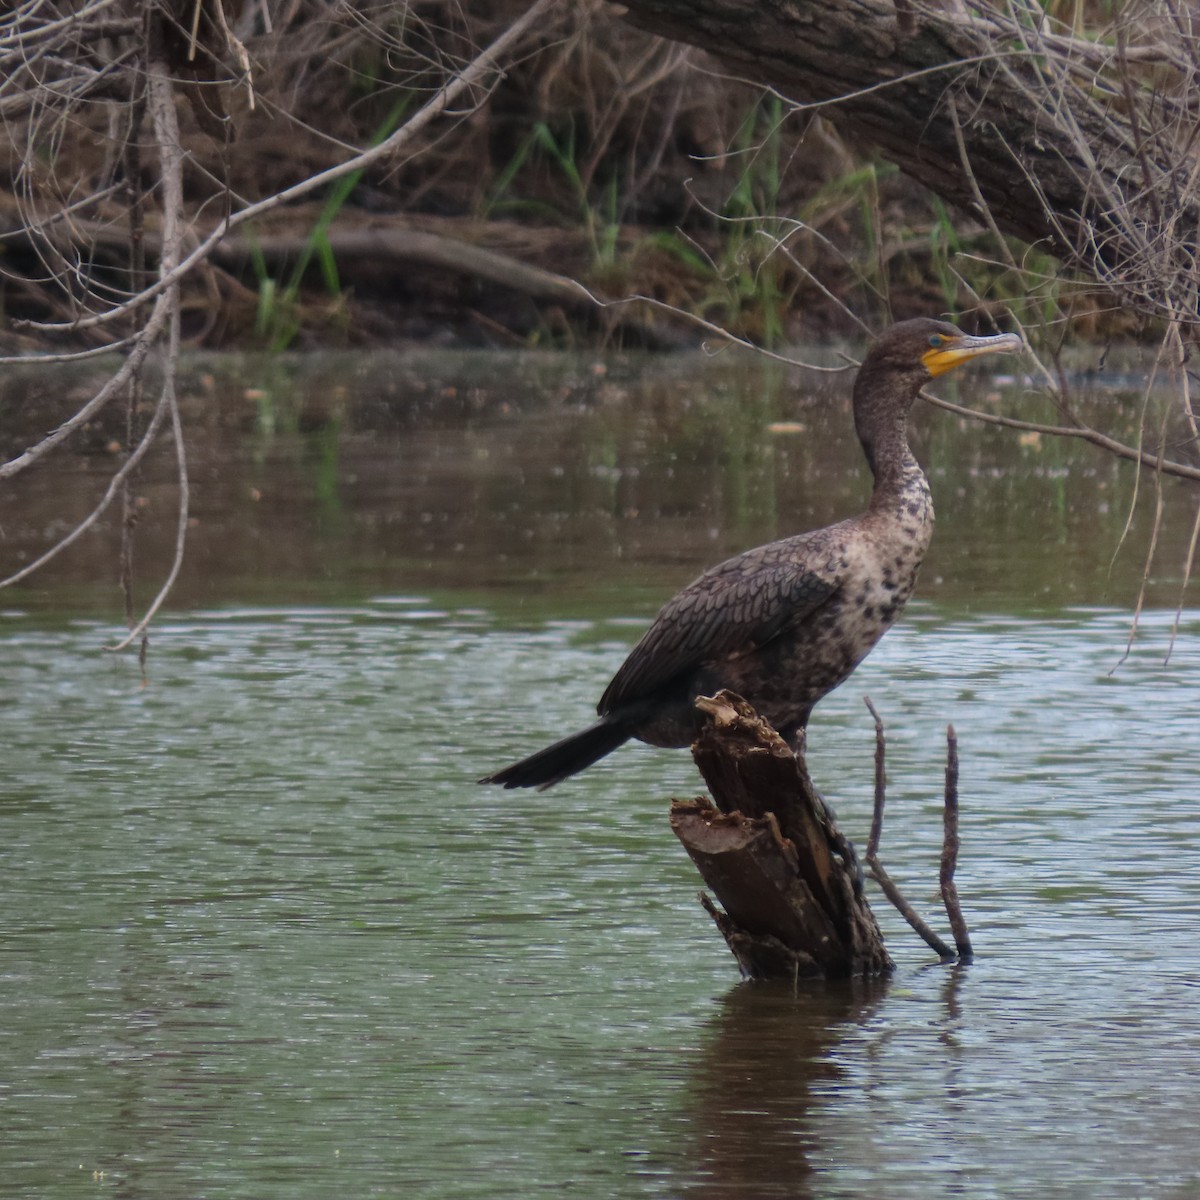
top-left (2, 603), bottom-right (1199, 1198)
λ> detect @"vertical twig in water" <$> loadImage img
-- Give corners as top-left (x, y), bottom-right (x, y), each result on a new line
top-left (1165, 315), bottom-right (1200, 665)
top-left (862, 698), bottom-right (956, 962)
top-left (864, 695), bottom-right (886, 861)
top-left (940, 724), bottom-right (973, 962)
top-left (1165, 501), bottom-right (1200, 666)
top-left (1113, 450), bottom-right (1166, 672)
top-left (122, 84), bottom-right (149, 678)
top-left (109, 56), bottom-right (188, 653)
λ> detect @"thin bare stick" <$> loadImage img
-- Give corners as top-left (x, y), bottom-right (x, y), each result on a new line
top-left (1113, 452), bottom-right (1166, 671)
top-left (869, 859), bottom-right (957, 961)
top-left (0, 295), bottom-right (170, 479)
top-left (585, 286), bottom-right (852, 373)
top-left (109, 330), bottom-right (186, 652)
top-left (0, 336), bottom-right (138, 366)
top-left (121, 81), bottom-right (146, 644)
top-left (1164, 500), bottom-right (1200, 665)
top-left (939, 724), bottom-right (973, 962)
top-left (0, 180), bottom-right (123, 242)
top-left (919, 391), bottom-right (1200, 485)
top-left (1105, 337), bottom-right (1173, 587)
top-left (108, 56), bottom-right (188, 651)
top-left (862, 698), bottom-right (957, 962)
top-left (948, 98), bottom-right (1020, 272)
top-left (864, 695), bottom-right (886, 861)
top-left (0, 385), bottom-right (171, 589)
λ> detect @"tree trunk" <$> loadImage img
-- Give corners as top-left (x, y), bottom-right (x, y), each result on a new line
top-left (673, 691), bottom-right (892, 980)
top-left (619, 0), bottom-right (1199, 322)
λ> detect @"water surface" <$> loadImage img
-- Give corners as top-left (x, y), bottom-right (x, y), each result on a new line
top-left (2, 347), bottom-right (1198, 1198)
top-left (3, 344), bottom-right (1196, 617)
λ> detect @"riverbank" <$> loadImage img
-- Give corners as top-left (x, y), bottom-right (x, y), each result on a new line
top-left (0, 2), bottom-right (1141, 357)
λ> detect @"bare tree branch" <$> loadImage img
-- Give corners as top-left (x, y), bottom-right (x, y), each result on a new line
top-left (19, 0), bottom-right (560, 335)
top-left (940, 724), bottom-right (972, 962)
top-left (918, 391), bottom-right (1200, 484)
top-left (863, 697), bottom-right (958, 963)
top-left (106, 53), bottom-right (188, 652)
top-left (0, 296), bottom-right (172, 480)
top-left (0, 0), bottom-right (560, 646)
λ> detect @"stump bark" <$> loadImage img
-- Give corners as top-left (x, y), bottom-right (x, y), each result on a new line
top-left (672, 691), bottom-right (892, 980)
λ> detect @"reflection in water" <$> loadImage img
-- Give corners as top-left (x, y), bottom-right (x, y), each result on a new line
top-left (1, 345), bottom-right (1196, 625)
top-left (2, 605), bottom-right (1200, 1197)
top-left (683, 979), bottom-right (889, 1200)
top-left (3, 346), bottom-right (1200, 1198)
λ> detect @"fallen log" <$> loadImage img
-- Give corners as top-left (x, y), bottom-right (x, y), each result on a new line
top-left (0, 215), bottom-right (688, 349)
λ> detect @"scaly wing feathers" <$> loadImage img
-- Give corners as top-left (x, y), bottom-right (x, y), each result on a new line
top-left (597, 541), bottom-right (839, 715)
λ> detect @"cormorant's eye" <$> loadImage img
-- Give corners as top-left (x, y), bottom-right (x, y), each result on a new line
top-left (928, 334), bottom-right (944, 348)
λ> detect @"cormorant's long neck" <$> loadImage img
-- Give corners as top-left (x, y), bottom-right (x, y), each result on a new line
top-left (852, 364), bottom-right (926, 509)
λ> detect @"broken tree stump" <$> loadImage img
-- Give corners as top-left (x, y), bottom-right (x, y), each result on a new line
top-left (671, 691), bottom-right (893, 981)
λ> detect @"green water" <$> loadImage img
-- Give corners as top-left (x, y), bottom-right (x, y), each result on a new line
top-left (3, 346), bottom-right (1195, 618)
top-left (2, 348), bottom-right (1199, 1198)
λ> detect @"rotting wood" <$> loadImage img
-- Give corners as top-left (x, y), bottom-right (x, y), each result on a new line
top-left (673, 690), bottom-right (892, 980)
top-left (675, 689), bottom-right (974, 980)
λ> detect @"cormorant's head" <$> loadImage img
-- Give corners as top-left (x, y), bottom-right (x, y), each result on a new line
top-left (854, 319), bottom-right (1022, 474)
top-left (865, 318), bottom-right (1023, 382)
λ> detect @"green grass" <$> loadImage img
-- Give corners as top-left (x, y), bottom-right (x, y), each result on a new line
top-left (484, 118), bottom-right (621, 269)
top-left (250, 97), bottom-right (410, 351)
top-left (698, 93), bottom-right (799, 346)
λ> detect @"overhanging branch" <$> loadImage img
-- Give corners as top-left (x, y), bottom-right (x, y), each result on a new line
top-left (617, 0), bottom-right (1200, 325)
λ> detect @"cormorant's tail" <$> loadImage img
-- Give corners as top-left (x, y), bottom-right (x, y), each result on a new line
top-left (480, 719), bottom-right (632, 790)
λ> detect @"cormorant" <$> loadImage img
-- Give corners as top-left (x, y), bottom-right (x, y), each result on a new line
top-left (481, 318), bottom-right (1021, 789)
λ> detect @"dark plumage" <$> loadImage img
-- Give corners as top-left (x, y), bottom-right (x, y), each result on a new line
top-left (482, 318), bottom-right (1021, 789)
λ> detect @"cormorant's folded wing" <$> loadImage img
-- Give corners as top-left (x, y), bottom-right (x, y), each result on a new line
top-left (596, 550), bottom-right (837, 715)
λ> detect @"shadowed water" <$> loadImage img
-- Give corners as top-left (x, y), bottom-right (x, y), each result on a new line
top-left (1, 347), bottom-right (1199, 1198)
